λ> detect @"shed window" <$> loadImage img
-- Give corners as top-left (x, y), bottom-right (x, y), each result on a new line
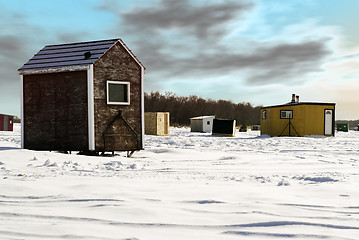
top-left (262, 110), bottom-right (266, 119)
top-left (280, 110), bottom-right (293, 119)
top-left (107, 81), bottom-right (130, 105)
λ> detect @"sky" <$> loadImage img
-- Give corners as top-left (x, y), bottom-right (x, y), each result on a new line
top-left (1, 0), bottom-right (359, 120)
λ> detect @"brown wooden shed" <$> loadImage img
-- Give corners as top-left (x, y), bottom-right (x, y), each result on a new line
top-left (144, 112), bottom-right (170, 136)
top-left (18, 38), bottom-right (145, 154)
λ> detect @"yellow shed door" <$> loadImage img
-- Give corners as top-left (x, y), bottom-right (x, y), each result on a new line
top-left (324, 110), bottom-right (333, 135)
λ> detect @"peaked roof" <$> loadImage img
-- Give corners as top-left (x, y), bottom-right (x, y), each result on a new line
top-left (18, 38), bottom-right (144, 72)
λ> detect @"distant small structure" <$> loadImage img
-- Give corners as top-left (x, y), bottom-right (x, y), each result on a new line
top-left (251, 125), bottom-right (260, 131)
top-left (145, 112), bottom-right (169, 136)
top-left (336, 123), bottom-right (349, 132)
top-left (18, 38), bottom-right (145, 154)
top-left (261, 94), bottom-right (335, 137)
top-left (0, 114), bottom-right (13, 131)
top-left (238, 124), bottom-right (247, 132)
top-left (190, 116), bottom-right (215, 133)
top-left (212, 119), bottom-right (236, 137)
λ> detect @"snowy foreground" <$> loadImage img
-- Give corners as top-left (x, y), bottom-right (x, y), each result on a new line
top-left (1, 124), bottom-right (359, 240)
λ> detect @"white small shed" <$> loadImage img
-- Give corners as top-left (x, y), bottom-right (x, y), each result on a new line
top-left (190, 116), bottom-right (215, 133)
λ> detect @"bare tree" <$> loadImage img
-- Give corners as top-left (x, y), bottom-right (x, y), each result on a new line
top-left (144, 91), bottom-right (262, 126)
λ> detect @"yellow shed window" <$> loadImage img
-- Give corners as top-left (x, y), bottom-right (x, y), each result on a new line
top-left (280, 110), bottom-right (293, 119)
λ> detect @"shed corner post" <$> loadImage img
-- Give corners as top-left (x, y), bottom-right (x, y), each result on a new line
top-left (141, 66), bottom-right (145, 149)
top-left (20, 74), bottom-right (24, 149)
top-left (332, 106), bottom-right (336, 137)
top-left (233, 120), bottom-right (236, 137)
top-left (87, 65), bottom-right (95, 151)
top-left (167, 112), bottom-right (170, 134)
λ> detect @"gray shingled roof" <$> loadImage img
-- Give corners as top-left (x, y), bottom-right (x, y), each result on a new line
top-left (18, 39), bottom-right (120, 71)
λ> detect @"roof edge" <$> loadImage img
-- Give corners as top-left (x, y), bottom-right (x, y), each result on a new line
top-left (190, 116), bottom-right (216, 120)
top-left (0, 113), bottom-right (15, 117)
top-left (117, 39), bottom-right (146, 70)
top-left (19, 65), bottom-right (90, 75)
top-left (261, 102), bottom-right (336, 109)
top-left (92, 39), bottom-right (146, 70)
top-left (43, 38), bottom-right (121, 48)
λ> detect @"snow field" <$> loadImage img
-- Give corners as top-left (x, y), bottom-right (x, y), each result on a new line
top-left (0, 124), bottom-right (359, 239)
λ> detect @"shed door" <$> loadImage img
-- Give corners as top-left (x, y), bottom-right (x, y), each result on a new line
top-left (324, 110), bottom-right (333, 135)
top-left (3, 115), bottom-right (8, 131)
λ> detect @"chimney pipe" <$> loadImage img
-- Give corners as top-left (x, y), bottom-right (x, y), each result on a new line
top-left (296, 95), bottom-right (299, 103)
top-left (291, 94), bottom-right (296, 103)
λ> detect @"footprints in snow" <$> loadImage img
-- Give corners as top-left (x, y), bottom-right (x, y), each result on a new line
top-left (1, 156), bottom-right (142, 179)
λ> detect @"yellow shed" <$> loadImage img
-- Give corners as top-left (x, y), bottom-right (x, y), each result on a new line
top-left (145, 112), bottom-right (170, 136)
top-left (261, 96), bottom-right (335, 137)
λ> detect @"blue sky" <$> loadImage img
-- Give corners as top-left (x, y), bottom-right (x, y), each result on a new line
top-left (1, 0), bottom-right (359, 119)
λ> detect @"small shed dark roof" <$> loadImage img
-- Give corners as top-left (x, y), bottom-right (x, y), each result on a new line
top-left (18, 38), bottom-right (144, 72)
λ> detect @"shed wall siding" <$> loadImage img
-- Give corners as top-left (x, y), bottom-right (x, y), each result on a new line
top-left (191, 119), bottom-right (203, 132)
top-left (0, 115), bottom-right (5, 131)
top-left (3, 115), bottom-right (8, 131)
top-left (145, 112), bottom-right (169, 136)
top-left (93, 42), bottom-right (143, 151)
top-left (203, 117), bottom-right (214, 133)
top-left (23, 71), bottom-right (89, 150)
top-left (145, 112), bottom-right (158, 135)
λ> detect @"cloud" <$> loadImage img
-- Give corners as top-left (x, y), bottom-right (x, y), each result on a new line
top-left (140, 38), bottom-right (330, 74)
top-left (0, 35), bottom-right (27, 81)
top-left (99, 0), bottom-right (333, 88)
top-left (0, 35), bottom-right (23, 58)
top-left (240, 39), bottom-right (332, 84)
top-left (0, 23), bottom-right (31, 115)
top-left (0, 34), bottom-right (30, 88)
top-left (55, 31), bottom-right (93, 44)
top-left (0, 8), bottom-right (93, 86)
top-left (130, 36), bottom-right (332, 87)
top-left (0, 3), bottom-right (112, 116)
top-left (334, 52), bottom-right (359, 61)
top-left (120, 0), bottom-right (254, 40)
top-left (0, 10), bottom-right (43, 89)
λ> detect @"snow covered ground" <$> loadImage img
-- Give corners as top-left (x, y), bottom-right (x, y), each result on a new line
top-left (1, 124), bottom-right (359, 240)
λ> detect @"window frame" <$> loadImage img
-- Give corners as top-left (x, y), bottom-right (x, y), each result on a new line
top-left (106, 80), bottom-right (130, 105)
top-left (280, 110), bottom-right (293, 119)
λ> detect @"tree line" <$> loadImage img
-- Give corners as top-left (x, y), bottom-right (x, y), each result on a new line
top-left (144, 91), bottom-right (262, 126)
